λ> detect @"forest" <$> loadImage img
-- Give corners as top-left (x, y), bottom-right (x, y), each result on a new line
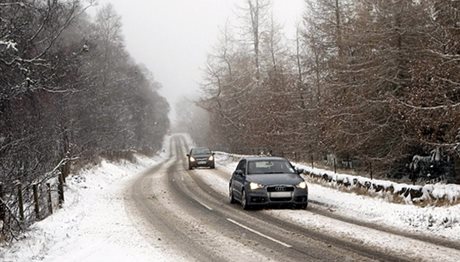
top-left (0, 0), bottom-right (169, 235)
top-left (179, 0), bottom-right (460, 182)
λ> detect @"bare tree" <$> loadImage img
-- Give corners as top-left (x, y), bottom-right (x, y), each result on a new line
top-left (197, 0), bottom-right (459, 181)
top-left (1, 1), bottom-right (170, 239)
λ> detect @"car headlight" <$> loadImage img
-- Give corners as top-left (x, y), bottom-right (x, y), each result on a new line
top-left (208, 155), bottom-right (214, 161)
top-left (296, 181), bottom-right (307, 189)
top-left (190, 156), bottom-right (196, 162)
top-left (249, 182), bottom-right (264, 190)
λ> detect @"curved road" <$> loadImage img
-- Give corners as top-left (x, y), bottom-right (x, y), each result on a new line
top-left (124, 135), bottom-right (460, 261)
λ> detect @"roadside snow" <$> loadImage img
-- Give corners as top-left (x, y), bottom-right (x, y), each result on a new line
top-left (301, 164), bottom-right (460, 204)
top-left (0, 144), bottom-right (180, 262)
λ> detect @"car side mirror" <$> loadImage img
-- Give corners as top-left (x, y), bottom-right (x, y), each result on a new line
top-left (186, 154), bottom-right (190, 157)
top-left (234, 170), bottom-right (244, 177)
top-left (296, 168), bottom-right (305, 175)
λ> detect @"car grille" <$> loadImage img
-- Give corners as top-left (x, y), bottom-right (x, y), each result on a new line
top-left (270, 197), bottom-right (292, 202)
top-left (267, 185), bottom-right (294, 192)
top-left (268, 185), bottom-right (294, 201)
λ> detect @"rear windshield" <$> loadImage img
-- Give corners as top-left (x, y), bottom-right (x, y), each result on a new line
top-left (192, 148), bottom-right (211, 154)
top-left (247, 160), bottom-right (295, 175)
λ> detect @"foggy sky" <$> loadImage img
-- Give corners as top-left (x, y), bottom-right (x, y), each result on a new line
top-left (93, 0), bottom-right (304, 121)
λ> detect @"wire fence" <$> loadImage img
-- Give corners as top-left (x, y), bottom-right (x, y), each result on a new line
top-left (0, 161), bottom-right (68, 242)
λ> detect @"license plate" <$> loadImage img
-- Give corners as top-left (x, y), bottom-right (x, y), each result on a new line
top-left (198, 161), bottom-right (207, 165)
top-left (270, 192), bottom-right (292, 198)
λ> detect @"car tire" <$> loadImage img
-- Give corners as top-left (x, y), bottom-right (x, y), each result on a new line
top-left (210, 165), bottom-right (215, 169)
top-left (299, 203), bottom-right (308, 210)
top-left (241, 190), bottom-right (251, 210)
top-left (229, 185), bottom-right (236, 204)
top-left (188, 164), bottom-right (193, 170)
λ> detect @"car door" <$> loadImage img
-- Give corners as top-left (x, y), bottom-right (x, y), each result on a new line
top-left (232, 159), bottom-right (246, 200)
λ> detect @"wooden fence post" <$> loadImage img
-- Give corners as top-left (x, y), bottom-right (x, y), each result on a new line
top-left (33, 184), bottom-right (40, 220)
top-left (61, 159), bottom-right (69, 184)
top-left (17, 183), bottom-right (24, 221)
top-left (311, 155), bottom-right (314, 169)
top-left (0, 183), bottom-right (4, 224)
top-left (46, 183), bottom-right (53, 214)
top-left (58, 173), bottom-right (65, 206)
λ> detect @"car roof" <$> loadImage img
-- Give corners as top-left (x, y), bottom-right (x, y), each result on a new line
top-left (191, 147), bottom-right (211, 150)
top-left (243, 156), bottom-right (288, 162)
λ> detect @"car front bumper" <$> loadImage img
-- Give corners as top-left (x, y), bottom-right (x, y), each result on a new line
top-left (190, 159), bottom-right (215, 167)
top-left (246, 188), bottom-right (308, 206)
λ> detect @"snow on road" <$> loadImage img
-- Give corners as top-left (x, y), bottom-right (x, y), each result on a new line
top-left (0, 148), bottom-right (180, 262)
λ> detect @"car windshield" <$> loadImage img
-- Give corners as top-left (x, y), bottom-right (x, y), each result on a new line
top-left (247, 160), bottom-right (295, 175)
top-left (192, 148), bottom-right (211, 155)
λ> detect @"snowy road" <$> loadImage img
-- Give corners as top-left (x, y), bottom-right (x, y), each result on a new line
top-left (3, 134), bottom-right (460, 261)
top-left (127, 136), bottom-right (381, 261)
top-left (127, 135), bottom-right (460, 261)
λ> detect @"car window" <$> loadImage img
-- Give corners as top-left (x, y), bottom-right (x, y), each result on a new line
top-left (236, 160), bottom-right (246, 174)
top-left (192, 148), bottom-right (211, 155)
top-left (247, 160), bottom-right (295, 175)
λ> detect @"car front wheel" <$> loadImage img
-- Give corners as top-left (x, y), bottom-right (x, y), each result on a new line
top-left (241, 190), bottom-right (251, 210)
top-left (229, 185), bottom-right (236, 204)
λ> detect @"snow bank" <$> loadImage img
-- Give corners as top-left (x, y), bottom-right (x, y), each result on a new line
top-left (0, 138), bottom-right (177, 262)
top-left (300, 164), bottom-right (460, 206)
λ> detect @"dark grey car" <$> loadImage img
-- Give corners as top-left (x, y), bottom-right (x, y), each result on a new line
top-left (187, 147), bottom-right (215, 170)
top-left (229, 157), bottom-right (308, 210)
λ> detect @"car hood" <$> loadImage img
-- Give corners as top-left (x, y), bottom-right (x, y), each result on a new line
top-left (246, 173), bottom-right (303, 186)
